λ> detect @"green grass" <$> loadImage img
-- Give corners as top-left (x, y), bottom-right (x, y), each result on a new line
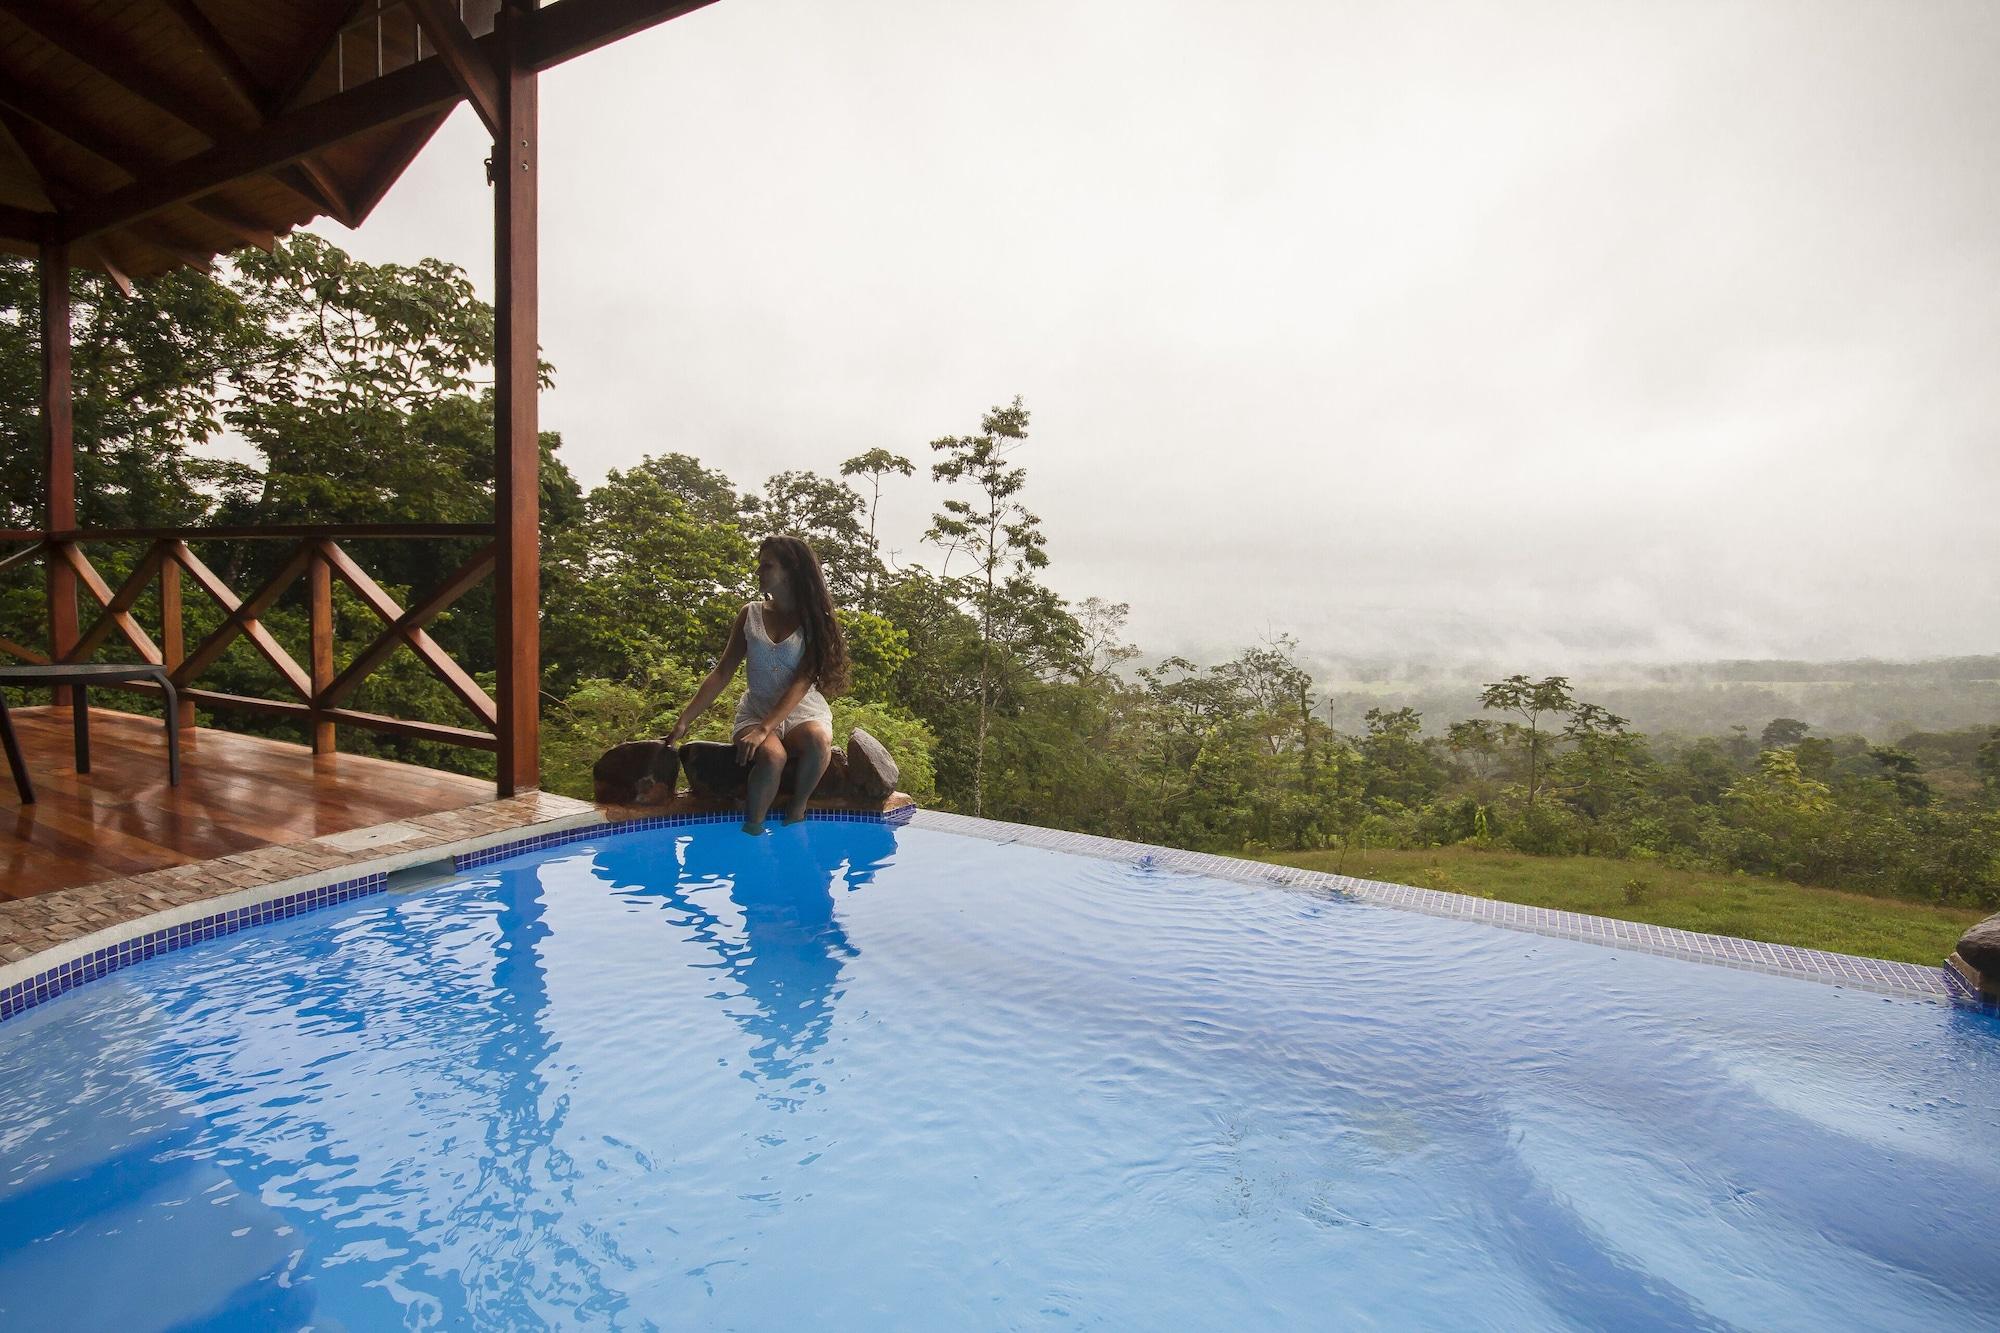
top-left (1240, 845), bottom-right (1984, 966)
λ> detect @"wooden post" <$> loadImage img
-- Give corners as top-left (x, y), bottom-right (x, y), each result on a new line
top-left (40, 240), bottom-right (77, 702)
top-left (158, 554), bottom-right (196, 731)
top-left (309, 548), bottom-right (336, 754)
top-left (492, 0), bottom-right (540, 796)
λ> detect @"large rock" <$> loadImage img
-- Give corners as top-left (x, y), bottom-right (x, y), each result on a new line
top-left (821, 746), bottom-right (850, 798)
top-left (845, 727), bottom-right (899, 801)
top-left (1955, 914), bottom-right (2000, 975)
top-left (592, 739), bottom-right (678, 804)
top-left (679, 740), bottom-right (750, 798)
top-left (680, 739), bottom-right (838, 801)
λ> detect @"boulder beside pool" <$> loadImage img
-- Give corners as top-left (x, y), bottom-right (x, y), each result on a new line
top-left (682, 740), bottom-right (839, 800)
top-left (822, 745), bottom-right (851, 795)
top-left (679, 740), bottom-right (752, 798)
top-left (1948, 914), bottom-right (2000, 1003)
top-left (593, 732), bottom-right (911, 818)
top-left (846, 727), bottom-right (899, 801)
top-left (591, 739), bottom-right (679, 805)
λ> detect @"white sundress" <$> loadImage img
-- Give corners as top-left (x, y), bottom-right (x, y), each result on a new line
top-left (733, 602), bottom-right (833, 740)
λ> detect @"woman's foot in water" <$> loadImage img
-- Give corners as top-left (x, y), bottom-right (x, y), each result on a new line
top-left (781, 807), bottom-right (809, 827)
top-left (741, 819), bottom-right (767, 836)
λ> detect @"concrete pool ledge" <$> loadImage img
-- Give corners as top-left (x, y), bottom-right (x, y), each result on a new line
top-left (3, 800), bottom-right (1992, 1022)
top-left (909, 809), bottom-right (1998, 1016)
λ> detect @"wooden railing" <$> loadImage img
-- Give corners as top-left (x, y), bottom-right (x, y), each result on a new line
top-left (0, 524), bottom-right (500, 755)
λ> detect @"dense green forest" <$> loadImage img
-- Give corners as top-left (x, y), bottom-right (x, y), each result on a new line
top-left (4, 240), bottom-right (1997, 913)
top-left (1308, 656), bottom-right (2000, 745)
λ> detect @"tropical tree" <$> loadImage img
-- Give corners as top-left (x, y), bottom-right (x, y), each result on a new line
top-left (839, 447), bottom-right (914, 610)
top-left (926, 395), bottom-right (1053, 814)
top-left (1444, 717), bottom-right (1503, 785)
top-left (541, 454), bottom-right (754, 691)
top-left (1760, 716), bottom-right (1811, 749)
top-left (1978, 728), bottom-right (2000, 803)
top-left (0, 255), bottom-right (260, 530)
top-left (1357, 706), bottom-right (1442, 809)
top-left (755, 469), bottom-right (872, 602)
top-left (1478, 674), bottom-right (1577, 806)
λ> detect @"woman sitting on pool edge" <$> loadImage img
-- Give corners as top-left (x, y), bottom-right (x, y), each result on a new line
top-left (667, 535), bottom-right (850, 834)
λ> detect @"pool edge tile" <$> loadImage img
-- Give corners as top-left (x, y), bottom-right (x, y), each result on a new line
top-left (906, 809), bottom-right (1994, 1015)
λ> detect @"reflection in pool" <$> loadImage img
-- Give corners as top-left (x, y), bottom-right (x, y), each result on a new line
top-left (606, 820), bottom-right (895, 1091)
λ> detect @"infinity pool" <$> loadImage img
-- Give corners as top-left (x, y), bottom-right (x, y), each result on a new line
top-left (1, 819), bottom-right (1995, 1329)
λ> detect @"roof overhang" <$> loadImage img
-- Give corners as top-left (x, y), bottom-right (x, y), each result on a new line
top-left (0, 0), bottom-right (717, 280)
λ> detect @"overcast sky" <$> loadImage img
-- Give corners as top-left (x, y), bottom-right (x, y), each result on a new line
top-left (315, 0), bottom-right (2000, 666)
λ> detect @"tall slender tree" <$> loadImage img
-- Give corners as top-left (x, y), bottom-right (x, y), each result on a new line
top-left (840, 448), bottom-right (914, 611)
top-left (927, 396), bottom-right (1047, 815)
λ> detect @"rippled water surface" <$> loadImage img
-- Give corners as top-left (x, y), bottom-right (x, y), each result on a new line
top-left (2, 821), bottom-right (1997, 1330)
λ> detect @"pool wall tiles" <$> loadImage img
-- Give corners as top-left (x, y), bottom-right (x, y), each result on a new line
top-left (908, 809), bottom-right (1998, 1016)
top-left (456, 803), bottom-right (916, 870)
top-left (0, 807), bottom-right (916, 1025)
top-left (0, 872), bottom-right (388, 1022)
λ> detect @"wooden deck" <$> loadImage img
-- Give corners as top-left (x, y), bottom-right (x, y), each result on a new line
top-left (2, 705), bottom-right (496, 900)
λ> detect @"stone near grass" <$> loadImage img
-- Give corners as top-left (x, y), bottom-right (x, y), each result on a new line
top-left (679, 741), bottom-right (750, 798)
top-left (1957, 915), bottom-right (2000, 974)
top-left (1951, 914), bottom-right (2000, 1002)
top-left (592, 739), bottom-right (678, 805)
top-left (846, 727), bottom-right (899, 802)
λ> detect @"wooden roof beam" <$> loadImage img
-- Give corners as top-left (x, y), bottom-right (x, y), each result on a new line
top-left (0, 80), bottom-right (264, 261)
top-left (157, 0), bottom-right (273, 120)
top-left (271, 1), bottom-right (373, 116)
top-left (0, 79), bottom-right (165, 181)
top-left (407, 0), bottom-right (502, 138)
top-left (0, 202), bottom-right (41, 245)
top-left (346, 109), bottom-right (449, 223)
top-left (0, 112), bottom-right (53, 210)
top-left (0, 116), bottom-right (52, 215)
top-left (286, 160), bottom-right (360, 228)
top-left (186, 200), bottom-right (274, 252)
top-left (137, 215), bottom-right (221, 272)
top-left (63, 55), bottom-right (462, 243)
top-left (154, 1), bottom-right (358, 232)
top-left (0, 2), bottom-right (244, 144)
top-left (527, 0), bottom-right (723, 72)
top-left (83, 239), bottom-right (136, 296)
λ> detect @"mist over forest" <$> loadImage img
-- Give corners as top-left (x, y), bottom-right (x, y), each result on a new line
top-left (1272, 654), bottom-right (2000, 742)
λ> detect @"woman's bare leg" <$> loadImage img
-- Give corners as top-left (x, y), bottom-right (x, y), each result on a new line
top-left (781, 722), bottom-right (833, 824)
top-left (743, 733), bottom-right (788, 833)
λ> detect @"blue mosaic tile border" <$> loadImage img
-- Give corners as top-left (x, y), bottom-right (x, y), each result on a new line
top-left (0, 805), bottom-right (918, 1027)
top-left (909, 809), bottom-right (1998, 1016)
top-left (0, 873), bottom-right (387, 1025)
top-left (454, 804), bottom-right (916, 870)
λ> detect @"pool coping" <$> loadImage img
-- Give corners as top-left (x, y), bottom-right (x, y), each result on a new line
top-left (909, 810), bottom-right (1996, 1015)
top-left (2, 803), bottom-right (1989, 1023)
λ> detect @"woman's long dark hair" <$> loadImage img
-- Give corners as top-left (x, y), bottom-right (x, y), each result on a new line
top-left (762, 535), bottom-right (850, 697)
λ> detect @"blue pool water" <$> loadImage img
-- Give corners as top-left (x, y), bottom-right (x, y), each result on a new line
top-left (1, 820), bottom-right (1996, 1330)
